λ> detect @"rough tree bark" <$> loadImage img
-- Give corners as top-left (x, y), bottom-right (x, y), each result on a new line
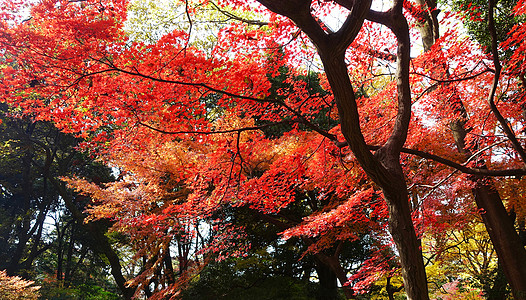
top-left (255, 1), bottom-right (430, 299)
top-left (415, 0), bottom-right (526, 298)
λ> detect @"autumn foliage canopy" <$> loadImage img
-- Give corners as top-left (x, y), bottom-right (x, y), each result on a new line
top-left (2, 0), bottom-right (526, 299)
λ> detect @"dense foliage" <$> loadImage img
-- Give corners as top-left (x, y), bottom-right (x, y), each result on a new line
top-left (1, 0), bottom-right (526, 299)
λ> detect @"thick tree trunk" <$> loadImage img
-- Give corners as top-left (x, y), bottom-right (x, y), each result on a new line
top-left (453, 116), bottom-right (526, 299)
top-left (254, 1), bottom-right (429, 298)
top-left (314, 258), bottom-right (340, 300)
top-left (317, 17), bottom-right (429, 300)
top-left (472, 183), bottom-right (526, 299)
top-left (415, 1), bottom-right (526, 298)
top-left (315, 253), bottom-right (355, 299)
top-left (383, 178), bottom-right (430, 300)
top-left (318, 12), bottom-right (429, 300)
top-left (320, 53), bottom-right (429, 299)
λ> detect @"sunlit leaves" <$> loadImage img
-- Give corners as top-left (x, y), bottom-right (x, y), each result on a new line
top-left (4, 0), bottom-right (526, 298)
top-left (0, 270), bottom-right (40, 300)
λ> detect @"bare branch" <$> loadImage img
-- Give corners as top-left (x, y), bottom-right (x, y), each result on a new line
top-left (486, 0), bottom-right (526, 165)
top-left (210, 1), bottom-right (269, 26)
top-left (412, 68), bottom-right (494, 83)
top-left (387, 145), bottom-right (526, 177)
top-left (135, 118), bottom-right (294, 135)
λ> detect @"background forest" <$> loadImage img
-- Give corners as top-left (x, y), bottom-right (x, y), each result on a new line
top-left (1, 0), bottom-right (526, 299)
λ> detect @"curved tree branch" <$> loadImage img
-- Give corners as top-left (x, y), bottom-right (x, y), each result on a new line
top-left (368, 145), bottom-right (526, 177)
top-left (487, 0), bottom-right (526, 164)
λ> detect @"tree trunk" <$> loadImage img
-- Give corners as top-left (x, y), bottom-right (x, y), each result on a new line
top-left (53, 180), bottom-right (135, 300)
top-left (64, 226), bottom-right (75, 286)
top-left (317, 18), bottom-right (430, 300)
top-left (472, 183), bottom-right (526, 299)
top-left (56, 226), bottom-right (64, 282)
top-left (315, 253), bottom-right (355, 299)
top-left (415, 1), bottom-right (526, 298)
top-left (383, 182), bottom-right (429, 300)
top-left (164, 251), bottom-right (175, 285)
top-left (322, 54), bottom-right (430, 298)
top-left (254, 2), bottom-right (429, 298)
top-left (314, 258), bottom-right (340, 300)
top-left (319, 14), bottom-right (429, 300)
top-left (386, 275), bottom-right (402, 300)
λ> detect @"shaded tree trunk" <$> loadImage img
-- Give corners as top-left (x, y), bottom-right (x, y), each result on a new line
top-left (314, 252), bottom-right (355, 299)
top-left (471, 183), bottom-right (526, 299)
top-left (254, 1), bottom-right (430, 298)
top-left (69, 245), bottom-right (88, 285)
top-left (386, 275), bottom-right (403, 300)
top-left (56, 228), bottom-right (64, 282)
top-left (164, 251), bottom-right (175, 285)
top-left (7, 143), bottom-right (34, 276)
top-left (415, 1), bottom-right (526, 298)
top-left (20, 204), bottom-right (50, 274)
top-left (488, 261), bottom-right (509, 300)
top-left (53, 179), bottom-right (135, 300)
top-left (64, 226), bottom-right (75, 286)
top-left (314, 258), bottom-right (340, 300)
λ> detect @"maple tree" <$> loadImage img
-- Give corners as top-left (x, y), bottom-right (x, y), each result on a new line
top-left (0, 270), bottom-right (40, 300)
top-left (409, 0), bottom-right (526, 298)
top-left (2, 0), bottom-right (526, 299)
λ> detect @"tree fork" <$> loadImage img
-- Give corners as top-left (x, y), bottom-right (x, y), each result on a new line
top-left (255, 0), bottom-right (431, 298)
